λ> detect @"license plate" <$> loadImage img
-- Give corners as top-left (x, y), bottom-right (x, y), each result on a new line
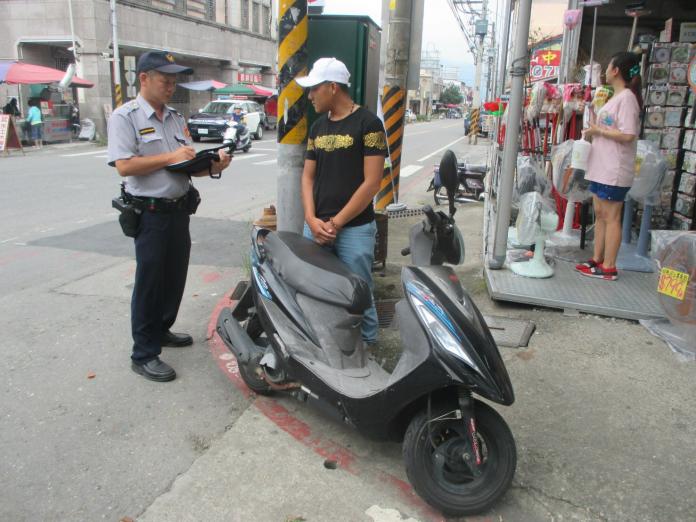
top-left (198, 128), bottom-right (208, 135)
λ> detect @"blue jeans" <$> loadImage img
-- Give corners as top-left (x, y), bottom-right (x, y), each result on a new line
top-left (303, 221), bottom-right (378, 343)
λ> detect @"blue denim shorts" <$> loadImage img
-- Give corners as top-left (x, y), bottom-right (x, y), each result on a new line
top-left (31, 124), bottom-right (42, 140)
top-left (589, 181), bottom-right (630, 202)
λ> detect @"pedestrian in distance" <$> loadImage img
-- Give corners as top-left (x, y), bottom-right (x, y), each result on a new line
top-left (26, 99), bottom-right (43, 149)
top-left (296, 57), bottom-right (388, 346)
top-left (575, 52), bottom-right (642, 282)
top-left (3, 97), bottom-right (21, 117)
top-left (107, 51), bottom-right (232, 382)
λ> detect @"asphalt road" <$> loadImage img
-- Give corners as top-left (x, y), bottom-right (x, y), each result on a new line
top-left (0, 118), bottom-right (468, 521)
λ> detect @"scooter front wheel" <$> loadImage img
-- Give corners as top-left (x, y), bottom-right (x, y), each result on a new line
top-left (403, 400), bottom-right (516, 516)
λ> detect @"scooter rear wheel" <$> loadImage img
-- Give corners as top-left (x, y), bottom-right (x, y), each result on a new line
top-left (403, 400), bottom-right (516, 516)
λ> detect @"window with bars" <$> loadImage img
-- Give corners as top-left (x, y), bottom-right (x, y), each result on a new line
top-left (241, 0), bottom-right (249, 30)
top-left (263, 4), bottom-right (270, 36)
top-left (252, 1), bottom-right (260, 33)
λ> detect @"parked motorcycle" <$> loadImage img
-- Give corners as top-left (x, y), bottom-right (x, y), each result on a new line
top-left (222, 120), bottom-right (252, 153)
top-left (215, 162), bottom-right (517, 516)
top-left (427, 149), bottom-right (488, 204)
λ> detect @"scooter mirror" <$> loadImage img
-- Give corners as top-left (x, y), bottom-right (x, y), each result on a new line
top-left (438, 150), bottom-right (459, 216)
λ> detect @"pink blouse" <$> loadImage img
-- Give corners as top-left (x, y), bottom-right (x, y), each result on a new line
top-left (585, 89), bottom-right (641, 188)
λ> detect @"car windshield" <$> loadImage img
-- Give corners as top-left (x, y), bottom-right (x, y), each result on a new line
top-left (201, 102), bottom-right (239, 115)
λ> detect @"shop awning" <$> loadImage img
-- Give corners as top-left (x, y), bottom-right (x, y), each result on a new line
top-left (178, 79), bottom-right (227, 91)
top-left (245, 84), bottom-right (274, 97)
top-left (214, 84), bottom-right (256, 96)
top-left (214, 83), bottom-right (275, 97)
top-left (0, 61), bottom-right (94, 87)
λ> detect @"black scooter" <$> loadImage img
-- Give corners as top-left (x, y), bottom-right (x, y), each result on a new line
top-left (428, 149), bottom-right (488, 204)
top-left (216, 166), bottom-right (516, 516)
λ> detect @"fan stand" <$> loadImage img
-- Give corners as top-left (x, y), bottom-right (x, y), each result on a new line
top-left (548, 199), bottom-right (581, 247)
top-left (511, 236), bottom-right (555, 278)
top-left (616, 198), bottom-right (656, 272)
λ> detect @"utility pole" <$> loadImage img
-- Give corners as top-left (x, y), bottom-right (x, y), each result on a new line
top-left (467, 0), bottom-right (487, 145)
top-left (495, 0), bottom-right (513, 97)
top-left (110, 0), bottom-right (122, 107)
top-left (276, 0), bottom-right (308, 233)
top-left (489, 0), bottom-right (533, 268)
top-left (375, 0), bottom-right (422, 210)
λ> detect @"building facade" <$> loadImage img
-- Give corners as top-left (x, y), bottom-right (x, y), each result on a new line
top-left (0, 0), bottom-right (278, 136)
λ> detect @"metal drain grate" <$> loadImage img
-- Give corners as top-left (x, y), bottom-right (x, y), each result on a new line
top-left (387, 208), bottom-right (425, 219)
top-left (375, 298), bottom-right (399, 328)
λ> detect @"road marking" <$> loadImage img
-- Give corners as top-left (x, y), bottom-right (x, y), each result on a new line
top-left (0, 237), bottom-right (19, 244)
top-left (416, 136), bottom-right (466, 162)
top-left (253, 159), bottom-right (277, 165)
top-left (231, 153), bottom-right (266, 161)
top-left (61, 149), bottom-right (108, 157)
top-left (248, 147), bottom-right (277, 151)
top-left (399, 164), bottom-right (422, 178)
top-left (94, 155), bottom-right (108, 159)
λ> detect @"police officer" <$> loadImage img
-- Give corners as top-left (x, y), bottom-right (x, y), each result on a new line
top-left (107, 51), bottom-right (231, 382)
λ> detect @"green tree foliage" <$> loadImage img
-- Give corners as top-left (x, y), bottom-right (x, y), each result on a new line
top-left (440, 84), bottom-right (464, 105)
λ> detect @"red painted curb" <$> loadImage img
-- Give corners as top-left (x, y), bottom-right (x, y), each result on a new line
top-left (207, 293), bottom-right (446, 522)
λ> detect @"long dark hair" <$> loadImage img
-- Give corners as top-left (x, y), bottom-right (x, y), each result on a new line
top-left (609, 52), bottom-right (643, 109)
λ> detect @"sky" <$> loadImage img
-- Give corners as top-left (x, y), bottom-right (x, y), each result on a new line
top-left (322, 0), bottom-right (567, 86)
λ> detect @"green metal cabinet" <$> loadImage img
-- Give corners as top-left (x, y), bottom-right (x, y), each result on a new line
top-left (307, 14), bottom-right (381, 128)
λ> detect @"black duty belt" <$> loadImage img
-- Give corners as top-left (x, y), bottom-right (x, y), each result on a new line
top-left (124, 193), bottom-right (188, 213)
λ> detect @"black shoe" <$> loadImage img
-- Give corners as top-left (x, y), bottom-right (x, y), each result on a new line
top-left (162, 330), bottom-right (193, 347)
top-left (131, 358), bottom-right (176, 382)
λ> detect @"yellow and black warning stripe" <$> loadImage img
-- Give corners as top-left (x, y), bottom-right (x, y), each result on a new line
top-left (375, 85), bottom-right (405, 210)
top-left (277, 0), bottom-right (308, 145)
top-left (114, 83), bottom-right (123, 108)
top-left (469, 108), bottom-right (480, 138)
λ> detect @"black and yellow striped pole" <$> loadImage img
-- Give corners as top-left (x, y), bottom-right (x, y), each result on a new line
top-left (276, 0), bottom-right (308, 232)
top-left (110, 0), bottom-right (123, 107)
top-left (376, 86), bottom-right (405, 209)
top-left (468, 107), bottom-right (480, 145)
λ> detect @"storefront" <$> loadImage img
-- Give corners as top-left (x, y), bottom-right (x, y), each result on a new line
top-left (481, 0), bottom-right (695, 324)
top-left (0, 60), bottom-right (93, 143)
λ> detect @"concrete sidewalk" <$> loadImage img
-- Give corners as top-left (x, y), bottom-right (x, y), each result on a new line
top-left (137, 142), bottom-right (696, 522)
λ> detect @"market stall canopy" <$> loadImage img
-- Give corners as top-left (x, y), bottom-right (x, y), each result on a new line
top-left (0, 61), bottom-right (94, 87)
top-left (245, 84), bottom-right (274, 96)
top-left (178, 79), bottom-right (227, 91)
top-left (214, 83), bottom-right (275, 96)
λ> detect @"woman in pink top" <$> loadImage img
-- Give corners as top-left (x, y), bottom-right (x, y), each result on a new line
top-left (576, 52), bottom-right (642, 281)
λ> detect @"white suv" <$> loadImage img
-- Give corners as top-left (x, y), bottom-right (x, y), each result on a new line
top-left (188, 100), bottom-right (265, 141)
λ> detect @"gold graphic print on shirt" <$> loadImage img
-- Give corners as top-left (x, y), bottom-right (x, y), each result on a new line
top-left (314, 134), bottom-right (354, 152)
top-left (363, 131), bottom-right (387, 150)
top-left (307, 138), bottom-right (315, 151)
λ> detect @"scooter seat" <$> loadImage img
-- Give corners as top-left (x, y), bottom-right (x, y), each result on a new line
top-left (263, 231), bottom-right (372, 314)
top-left (466, 164), bottom-right (488, 174)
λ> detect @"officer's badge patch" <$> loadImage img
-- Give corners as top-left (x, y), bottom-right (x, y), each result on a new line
top-left (139, 127), bottom-right (156, 135)
top-left (165, 54), bottom-right (175, 63)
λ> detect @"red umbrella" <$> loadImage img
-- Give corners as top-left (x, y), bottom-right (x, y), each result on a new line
top-left (0, 60), bottom-right (94, 87)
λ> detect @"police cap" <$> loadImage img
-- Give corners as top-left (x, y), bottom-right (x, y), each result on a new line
top-left (136, 51), bottom-right (193, 75)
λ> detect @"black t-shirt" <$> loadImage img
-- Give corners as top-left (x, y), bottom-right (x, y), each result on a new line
top-left (305, 107), bottom-right (387, 227)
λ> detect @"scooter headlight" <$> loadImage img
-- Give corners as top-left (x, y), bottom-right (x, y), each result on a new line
top-left (406, 281), bottom-right (480, 372)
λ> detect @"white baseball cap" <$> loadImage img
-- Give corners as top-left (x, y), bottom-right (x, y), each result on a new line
top-left (295, 57), bottom-right (351, 88)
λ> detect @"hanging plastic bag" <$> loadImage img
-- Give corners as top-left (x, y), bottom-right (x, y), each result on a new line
top-left (628, 140), bottom-right (666, 206)
top-left (513, 155), bottom-right (551, 208)
top-left (516, 192), bottom-right (558, 245)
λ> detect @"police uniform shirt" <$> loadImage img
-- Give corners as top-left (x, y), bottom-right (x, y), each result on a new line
top-left (107, 94), bottom-right (192, 199)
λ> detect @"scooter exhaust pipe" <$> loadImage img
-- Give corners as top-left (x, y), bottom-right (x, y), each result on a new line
top-left (216, 308), bottom-right (263, 364)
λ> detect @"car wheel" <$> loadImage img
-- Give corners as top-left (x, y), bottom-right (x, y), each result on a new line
top-left (254, 124), bottom-right (263, 140)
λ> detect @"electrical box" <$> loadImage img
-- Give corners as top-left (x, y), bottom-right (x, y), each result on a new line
top-left (307, 15), bottom-right (381, 128)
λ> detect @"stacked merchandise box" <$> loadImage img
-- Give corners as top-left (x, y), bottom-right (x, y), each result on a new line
top-left (644, 42), bottom-right (695, 230)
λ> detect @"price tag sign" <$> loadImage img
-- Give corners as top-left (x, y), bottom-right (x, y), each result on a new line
top-left (658, 267), bottom-right (690, 300)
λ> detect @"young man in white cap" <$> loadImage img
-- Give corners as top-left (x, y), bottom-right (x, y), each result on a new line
top-left (296, 57), bottom-right (387, 345)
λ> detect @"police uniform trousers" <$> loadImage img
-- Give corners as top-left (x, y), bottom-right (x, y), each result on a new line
top-left (131, 209), bottom-right (190, 363)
